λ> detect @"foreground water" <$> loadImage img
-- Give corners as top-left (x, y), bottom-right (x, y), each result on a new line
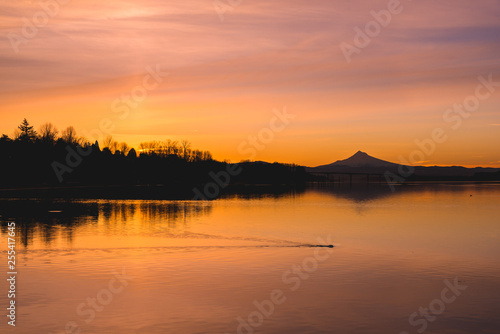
top-left (1, 183), bottom-right (500, 334)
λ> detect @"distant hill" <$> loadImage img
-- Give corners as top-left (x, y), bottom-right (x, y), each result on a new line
top-left (307, 151), bottom-right (500, 179)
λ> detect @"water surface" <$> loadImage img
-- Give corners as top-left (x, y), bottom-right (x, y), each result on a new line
top-left (1, 183), bottom-right (499, 333)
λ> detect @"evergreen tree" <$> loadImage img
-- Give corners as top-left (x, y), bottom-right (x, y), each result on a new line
top-left (0, 134), bottom-right (11, 142)
top-left (17, 118), bottom-right (37, 142)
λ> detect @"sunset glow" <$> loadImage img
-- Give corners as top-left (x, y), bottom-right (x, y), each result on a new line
top-left (1, 0), bottom-right (499, 166)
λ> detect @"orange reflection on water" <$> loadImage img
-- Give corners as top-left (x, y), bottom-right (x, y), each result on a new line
top-left (1, 183), bottom-right (500, 333)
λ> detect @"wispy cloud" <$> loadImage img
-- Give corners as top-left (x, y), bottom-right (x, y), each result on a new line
top-left (1, 0), bottom-right (500, 165)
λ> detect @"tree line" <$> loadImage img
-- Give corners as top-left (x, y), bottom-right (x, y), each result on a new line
top-left (3, 119), bottom-right (212, 162)
top-left (0, 119), bottom-right (306, 191)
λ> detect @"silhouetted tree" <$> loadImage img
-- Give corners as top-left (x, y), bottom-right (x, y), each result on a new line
top-left (110, 141), bottom-right (119, 154)
top-left (127, 148), bottom-right (137, 159)
top-left (203, 151), bottom-right (212, 161)
top-left (61, 126), bottom-right (77, 144)
top-left (119, 142), bottom-right (130, 156)
top-left (192, 149), bottom-right (203, 162)
top-left (101, 135), bottom-right (121, 153)
top-left (102, 147), bottom-right (112, 156)
top-left (39, 123), bottom-right (58, 144)
top-left (102, 135), bottom-right (113, 150)
top-left (17, 118), bottom-right (37, 142)
top-left (166, 139), bottom-right (179, 155)
top-left (181, 139), bottom-right (191, 160)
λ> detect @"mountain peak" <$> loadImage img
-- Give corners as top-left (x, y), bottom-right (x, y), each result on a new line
top-left (352, 150), bottom-right (368, 157)
top-left (328, 151), bottom-right (396, 168)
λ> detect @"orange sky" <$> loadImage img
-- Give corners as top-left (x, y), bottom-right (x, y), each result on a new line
top-left (1, 0), bottom-right (499, 167)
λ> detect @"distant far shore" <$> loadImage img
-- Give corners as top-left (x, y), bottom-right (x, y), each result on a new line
top-left (1, 181), bottom-right (499, 200)
top-left (0, 183), bottom-right (307, 200)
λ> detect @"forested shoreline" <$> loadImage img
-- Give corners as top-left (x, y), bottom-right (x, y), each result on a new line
top-left (0, 119), bottom-right (307, 191)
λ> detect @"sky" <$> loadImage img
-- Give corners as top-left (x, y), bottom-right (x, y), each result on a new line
top-left (1, 0), bottom-right (499, 167)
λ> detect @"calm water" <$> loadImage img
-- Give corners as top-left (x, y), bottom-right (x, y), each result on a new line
top-left (1, 183), bottom-right (500, 334)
